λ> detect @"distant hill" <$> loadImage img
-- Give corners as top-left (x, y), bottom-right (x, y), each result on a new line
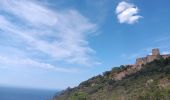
top-left (53, 51), bottom-right (170, 100)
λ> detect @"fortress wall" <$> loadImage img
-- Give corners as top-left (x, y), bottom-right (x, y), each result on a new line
top-left (162, 54), bottom-right (170, 59)
top-left (114, 49), bottom-right (170, 80)
top-left (146, 55), bottom-right (158, 62)
top-left (136, 57), bottom-right (147, 66)
top-left (136, 54), bottom-right (169, 66)
top-left (136, 58), bottom-right (143, 66)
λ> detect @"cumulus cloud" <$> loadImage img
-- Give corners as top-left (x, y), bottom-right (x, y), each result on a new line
top-left (0, 0), bottom-right (99, 72)
top-left (115, 1), bottom-right (142, 24)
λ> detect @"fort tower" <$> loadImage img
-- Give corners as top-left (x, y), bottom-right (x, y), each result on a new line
top-left (152, 48), bottom-right (160, 56)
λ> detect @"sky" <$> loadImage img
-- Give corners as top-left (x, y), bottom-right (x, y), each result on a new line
top-left (0, 0), bottom-right (170, 90)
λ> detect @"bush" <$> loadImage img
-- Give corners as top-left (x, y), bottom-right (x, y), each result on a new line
top-left (71, 92), bottom-right (87, 100)
top-left (164, 65), bottom-right (170, 74)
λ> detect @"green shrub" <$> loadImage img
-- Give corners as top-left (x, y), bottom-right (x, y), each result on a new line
top-left (71, 92), bottom-right (87, 100)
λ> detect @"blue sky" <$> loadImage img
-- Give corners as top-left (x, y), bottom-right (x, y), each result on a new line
top-left (0, 0), bottom-right (170, 90)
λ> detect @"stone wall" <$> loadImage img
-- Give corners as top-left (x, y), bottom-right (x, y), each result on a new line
top-left (146, 55), bottom-right (160, 63)
top-left (113, 48), bottom-right (170, 80)
top-left (136, 57), bottom-right (147, 66)
top-left (162, 54), bottom-right (170, 59)
top-left (135, 48), bottom-right (162, 66)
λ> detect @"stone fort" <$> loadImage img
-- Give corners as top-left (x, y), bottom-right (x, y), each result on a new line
top-left (113, 48), bottom-right (170, 80)
top-left (136, 48), bottom-right (170, 66)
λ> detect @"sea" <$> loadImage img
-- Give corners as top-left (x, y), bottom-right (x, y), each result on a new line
top-left (0, 86), bottom-right (58, 100)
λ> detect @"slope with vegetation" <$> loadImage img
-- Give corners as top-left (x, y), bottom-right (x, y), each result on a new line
top-left (54, 57), bottom-right (170, 100)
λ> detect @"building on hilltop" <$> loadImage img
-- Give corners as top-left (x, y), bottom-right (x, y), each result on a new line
top-left (114, 48), bottom-right (170, 80)
top-left (136, 48), bottom-right (170, 66)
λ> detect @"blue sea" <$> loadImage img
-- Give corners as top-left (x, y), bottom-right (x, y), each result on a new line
top-left (0, 86), bottom-right (58, 100)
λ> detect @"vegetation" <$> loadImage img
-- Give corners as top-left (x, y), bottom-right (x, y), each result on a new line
top-left (70, 92), bottom-right (87, 100)
top-left (54, 57), bottom-right (170, 100)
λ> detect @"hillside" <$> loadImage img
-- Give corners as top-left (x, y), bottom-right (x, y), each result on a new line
top-left (53, 57), bottom-right (170, 100)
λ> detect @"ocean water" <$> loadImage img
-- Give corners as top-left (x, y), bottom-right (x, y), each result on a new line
top-left (0, 87), bottom-right (58, 100)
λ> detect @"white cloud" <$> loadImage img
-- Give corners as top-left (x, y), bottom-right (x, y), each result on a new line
top-left (0, 55), bottom-right (78, 73)
top-left (0, 0), bottom-right (99, 72)
top-left (0, 0), bottom-right (58, 27)
top-left (115, 1), bottom-right (142, 24)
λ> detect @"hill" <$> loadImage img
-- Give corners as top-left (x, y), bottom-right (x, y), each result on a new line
top-left (53, 49), bottom-right (170, 100)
